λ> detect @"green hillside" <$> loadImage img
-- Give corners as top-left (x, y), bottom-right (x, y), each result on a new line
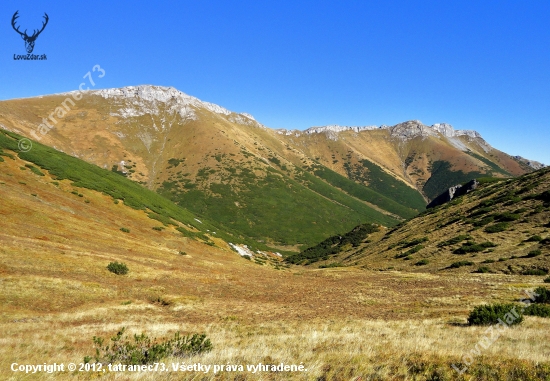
top-left (299, 165), bottom-right (550, 273)
top-left (0, 129), bottom-right (247, 248)
top-left (309, 162), bottom-right (424, 218)
top-left (158, 155), bottom-right (399, 248)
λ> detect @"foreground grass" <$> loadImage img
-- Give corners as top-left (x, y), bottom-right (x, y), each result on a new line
top-left (2, 312), bottom-right (550, 380)
top-left (1, 138), bottom-right (549, 380)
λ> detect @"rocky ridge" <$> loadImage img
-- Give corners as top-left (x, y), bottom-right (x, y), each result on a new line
top-left (65, 85), bottom-right (266, 129)
top-left (58, 85), bottom-right (542, 168)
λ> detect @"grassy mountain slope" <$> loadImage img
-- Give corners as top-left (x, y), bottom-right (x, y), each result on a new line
top-left (1, 122), bottom-right (550, 379)
top-left (295, 168), bottom-right (550, 274)
top-left (0, 87), bottom-right (537, 249)
top-left (0, 91), bottom-right (407, 249)
top-left (0, 128), bottom-right (257, 250)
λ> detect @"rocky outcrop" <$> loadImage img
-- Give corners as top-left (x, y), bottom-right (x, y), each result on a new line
top-left (388, 120), bottom-right (439, 139)
top-left (63, 85), bottom-right (266, 129)
top-left (427, 179), bottom-right (479, 208)
top-left (514, 156), bottom-right (546, 170)
top-left (432, 123), bottom-right (481, 139)
top-left (301, 120), bottom-right (486, 143)
top-left (305, 125), bottom-right (379, 134)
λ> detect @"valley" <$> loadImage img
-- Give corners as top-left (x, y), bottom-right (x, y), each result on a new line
top-left (0, 86), bottom-right (537, 250)
top-left (0, 87), bottom-right (549, 380)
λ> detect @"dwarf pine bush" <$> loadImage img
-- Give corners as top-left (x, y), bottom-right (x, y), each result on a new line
top-left (107, 262), bottom-right (129, 275)
top-left (449, 261), bottom-right (474, 268)
top-left (468, 303), bottom-right (523, 326)
top-left (533, 286), bottom-right (550, 304)
top-left (485, 222), bottom-right (510, 233)
top-left (415, 259), bottom-right (429, 266)
top-left (88, 327), bottom-right (212, 365)
top-left (524, 304), bottom-right (550, 318)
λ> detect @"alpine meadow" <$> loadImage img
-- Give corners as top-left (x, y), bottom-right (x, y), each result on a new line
top-left (2, 2), bottom-right (550, 380)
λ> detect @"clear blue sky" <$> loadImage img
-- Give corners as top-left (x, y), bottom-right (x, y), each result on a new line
top-left (1, 1), bottom-right (549, 164)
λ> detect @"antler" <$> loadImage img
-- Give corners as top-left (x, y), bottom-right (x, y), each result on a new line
top-left (30, 13), bottom-right (49, 39)
top-left (11, 11), bottom-right (26, 37)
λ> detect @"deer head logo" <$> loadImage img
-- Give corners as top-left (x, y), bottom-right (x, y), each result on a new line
top-left (11, 11), bottom-right (49, 54)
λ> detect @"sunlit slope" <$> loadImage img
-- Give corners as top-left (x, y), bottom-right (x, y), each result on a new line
top-left (0, 86), bottom-right (536, 248)
top-left (0, 90), bottom-right (404, 248)
top-left (1, 125), bottom-right (550, 380)
top-left (0, 128), bottom-right (243, 249)
top-left (296, 169), bottom-right (550, 273)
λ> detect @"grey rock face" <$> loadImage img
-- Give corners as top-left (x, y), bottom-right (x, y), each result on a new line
top-left (513, 156), bottom-right (546, 170)
top-left (427, 179), bottom-right (479, 208)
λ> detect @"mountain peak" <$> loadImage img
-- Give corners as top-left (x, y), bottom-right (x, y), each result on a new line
top-left (87, 85), bottom-right (264, 128)
top-left (94, 85), bottom-right (232, 117)
top-left (390, 120), bottom-right (482, 140)
top-left (305, 125), bottom-right (379, 134)
top-left (299, 120), bottom-right (484, 141)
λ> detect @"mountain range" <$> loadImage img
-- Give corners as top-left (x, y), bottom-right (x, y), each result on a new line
top-left (0, 85), bottom-right (543, 250)
top-left (287, 168), bottom-right (550, 274)
top-left (1, 85), bottom-right (550, 379)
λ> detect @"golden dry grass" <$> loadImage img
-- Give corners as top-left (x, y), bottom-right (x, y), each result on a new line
top-left (1, 146), bottom-right (550, 380)
top-left (334, 170), bottom-right (550, 273)
top-left (0, 92), bottom-right (530, 204)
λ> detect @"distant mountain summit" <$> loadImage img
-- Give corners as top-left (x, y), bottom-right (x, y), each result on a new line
top-left (0, 84), bottom-right (542, 248)
top-left (297, 166), bottom-right (550, 273)
top-left (87, 85), bottom-right (266, 128)
top-left (300, 121), bottom-right (482, 140)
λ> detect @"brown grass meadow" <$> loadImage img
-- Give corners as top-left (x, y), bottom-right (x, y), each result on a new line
top-left (1, 146), bottom-right (550, 380)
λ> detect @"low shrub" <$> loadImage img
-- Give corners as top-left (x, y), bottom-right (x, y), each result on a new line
top-left (524, 303), bottom-right (550, 318)
top-left (319, 262), bottom-right (344, 268)
top-left (526, 235), bottom-right (543, 242)
top-left (485, 222), bottom-right (510, 233)
top-left (544, 277), bottom-right (550, 283)
top-left (107, 262), bottom-right (129, 275)
top-left (524, 250), bottom-right (542, 258)
top-left (492, 212), bottom-right (521, 222)
top-left (468, 303), bottom-right (523, 326)
top-left (468, 207), bottom-right (494, 218)
top-left (437, 235), bottom-right (470, 247)
top-left (533, 286), bottom-right (550, 304)
top-left (450, 261), bottom-right (474, 268)
top-left (414, 259), bottom-right (429, 266)
top-left (474, 266), bottom-right (492, 273)
top-left (88, 327), bottom-right (212, 365)
top-left (25, 164), bottom-right (45, 176)
top-left (473, 216), bottom-right (494, 227)
top-left (522, 268), bottom-right (548, 276)
top-left (406, 244), bottom-right (424, 254)
top-left (120, 227), bottom-right (130, 233)
top-left (401, 237), bottom-right (428, 248)
top-left (513, 208), bottom-right (528, 214)
top-left (453, 242), bottom-right (496, 254)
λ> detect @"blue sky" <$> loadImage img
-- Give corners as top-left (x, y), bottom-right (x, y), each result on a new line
top-left (1, 1), bottom-right (549, 164)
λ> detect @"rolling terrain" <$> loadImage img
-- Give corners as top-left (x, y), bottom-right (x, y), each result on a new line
top-left (1, 123), bottom-right (550, 380)
top-left (294, 168), bottom-right (550, 277)
top-left (0, 85), bottom-right (539, 249)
